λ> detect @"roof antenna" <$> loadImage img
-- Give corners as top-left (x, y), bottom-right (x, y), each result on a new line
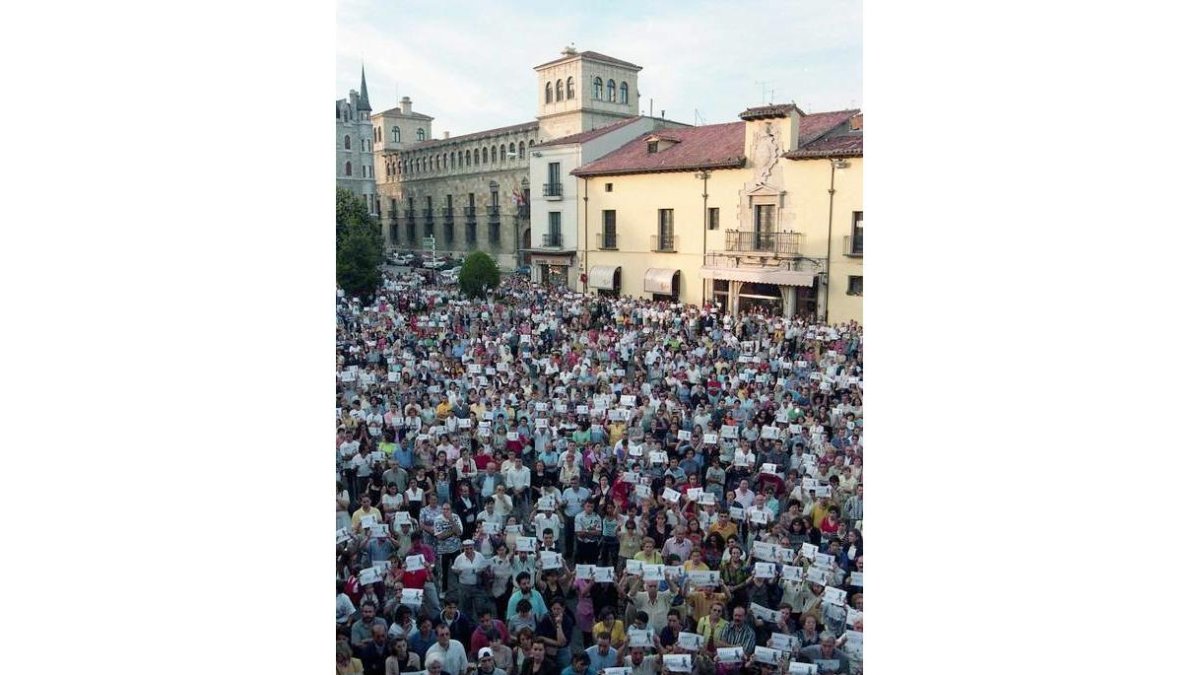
top-left (754, 81), bottom-right (771, 105)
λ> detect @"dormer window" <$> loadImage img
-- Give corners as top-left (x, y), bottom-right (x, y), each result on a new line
top-left (648, 141), bottom-right (659, 154)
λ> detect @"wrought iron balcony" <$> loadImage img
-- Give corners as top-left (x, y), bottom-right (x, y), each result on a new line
top-left (655, 234), bottom-right (677, 252)
top-left (725, 230), bottom-right (801, 255)
top-left (842, 235), bottom-right (863, 257)
top-left (542, 231), bottom-right (563, 248)
top-left (543, 183), bottom-right (563, 199)
top-left (487, 205), bottom-right (501, 221)
top-left (462, 206), bottom-right (477, 220)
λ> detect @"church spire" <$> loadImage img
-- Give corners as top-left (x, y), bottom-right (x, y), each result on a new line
top-left (357, 64), bottom-right (372, 111)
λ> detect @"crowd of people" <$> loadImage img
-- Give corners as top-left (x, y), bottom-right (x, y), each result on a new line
top-left (335, 271), bottom-right (864, 675)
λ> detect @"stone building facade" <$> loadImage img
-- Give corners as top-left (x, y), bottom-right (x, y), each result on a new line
top-left (373, 48), bottom-right (642, 270)
top-left (336, 66), bottom-right (377, 214)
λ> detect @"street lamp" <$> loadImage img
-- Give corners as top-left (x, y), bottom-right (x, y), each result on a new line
top-left (822, 158), bottom-right (850, 323)
top-left (695, 170), bottom-right (711, 306)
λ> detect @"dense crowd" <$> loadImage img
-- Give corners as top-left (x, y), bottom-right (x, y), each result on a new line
top-left (336, 271), bottom-right (864, 675)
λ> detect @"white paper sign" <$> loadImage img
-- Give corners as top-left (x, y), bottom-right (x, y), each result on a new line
top-left (676, 430), bottom-right (692, 442)
top-left (592, 566), bottom-right (615, 583)
top-left (729, 507), bottom-right (745, 521)
top-left (761, 426), bottom-right (780, 440)
top-left (800, 543), bottom-right (819, 560)
top-left (662, 487), bottom-right (681, 503)
top-left (537, 496), bottom-right (556, 511)
top-left (849, 571), bottom-right (863, 586)
top-left (788, 664), bottom-right (818, 675)
top-left (703, 433), bottom-right (718, 445)
top-left (780, 565), bottom-right (805, 582)
top-left (642, 564), bottom-right (665, 581)
top-left (720, 425), bottom-right (738, 439)
top-left (753, 647), bottom-right (782, 665)
top-left (754, 562), bottom-right (776, 578)
top-left (336, 528), bottom-right (353, 544)
top-left (663, 655), bottom-right (693, 672)
top-left (649, 451), bottom-right (668, 465)
top-left (360, 515), bottom-right (378, 530)
top-left (621, 395), bottom-right (637, 406)
top-left (715, 647), bottom-right (744, 663)
top-left (627, 630), bottom-right (653, 648)
top-left (400, 588), bottom-right (424, 606)
top-left (750, 603), bottom-right (780, 624)
top-left (688, 570), bottom-right (719, 587)
top-left (539, 550), bottom-right (563, 570)
top-left (805, 567), bottom-right (828, 586)
top-left (358, 567), bottom-right (381, 585)
top-left (768, 633), bottom-right (799, 652)
top-left (676, 632), bottom-right (703, 651)
top-left (625, 560), bottom-right (643, 576)
top-left (575, 564), bottom-right (595, 580)
top-left (516, 537), bottom-right (537, 553)
top-left (405, 555), bottom-right (426, 571)
top-left (822, 586), bottom-right (847, 606)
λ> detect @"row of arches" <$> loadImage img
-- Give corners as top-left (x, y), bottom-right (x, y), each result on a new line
top-left (545, 77), bottom-right (629, 104)
top-left (385, 138), bottom-right (534, 180)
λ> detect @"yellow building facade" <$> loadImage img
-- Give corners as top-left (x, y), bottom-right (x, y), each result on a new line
top-left (573, 104), bottom-right (863, 324)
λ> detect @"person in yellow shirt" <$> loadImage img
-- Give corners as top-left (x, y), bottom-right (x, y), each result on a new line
top-left (435, 397), bottom-right (453, 421)
top-left (810, 497), bottom-right (830, 531)
top-left (694, 600), bottom-right (728, 651)
top-left (632, 538), bottom-right (663, 565)
top-left (708, 511), bottom-right (738, 543)
top-left (594, 608), bottom-right (627, 649)
top-left (350, 494), bottom-right (383, 533)
top-left (607, 419), bottom-right (626, 444)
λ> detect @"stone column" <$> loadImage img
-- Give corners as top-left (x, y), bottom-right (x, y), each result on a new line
top-left (782, 285), bottom-right (796, 318)
top-left (729, 280), bottom-right (744, 316)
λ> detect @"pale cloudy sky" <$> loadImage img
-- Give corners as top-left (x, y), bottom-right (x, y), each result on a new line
top-left (336, 0), bottom-right (861, 136)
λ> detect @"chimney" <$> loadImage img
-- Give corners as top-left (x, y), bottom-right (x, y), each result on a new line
top-left (443, 131), bottom-right (450, 140)
top-left (849, 113), bottom-right (863, 131)
top-left (400, 96), bottom-right (412, 114)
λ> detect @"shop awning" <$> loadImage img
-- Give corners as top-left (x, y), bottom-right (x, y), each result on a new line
top-left (644, 268), bottom-right (679, 295)
top-left (699, 266), bottom-right (818, 286)
top-left (589, 265), bottom-right (620, 291)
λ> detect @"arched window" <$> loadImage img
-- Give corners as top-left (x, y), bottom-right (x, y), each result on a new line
top-left (509, 143), bottom-right (516, 159)
top-left (545, 82), bottom-right (553, 103)
top-left (607, 80), bottom-right (616, 102)
top-left (566, 77), bottom-right (575, 99)
top-left (345, 161), bottom-right (352, 176)
top-left (443, 153), bottom-right (448, 170)
top-left (518, 141), bottom-right (525, 159)
top-left (620, 82), bottom-right (629, 104)
top-left (555, 79), bottom-right (563, 102)
top-left (474, 148), bottom-right (480, 164)
top-left (458, 151), bottom-right (464, 167)
top-left (391, 126), bottom-right (400, 143)
top-left (593, 77), bottom-right (603, 99)
top-left (416, 128), bottom-right (426, 141)
top-left (343, 135), bottom-right (351, 149)
top-left (491, 146), bottom-right (497, 163)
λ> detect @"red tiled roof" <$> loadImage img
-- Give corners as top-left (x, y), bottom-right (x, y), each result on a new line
top-left (572, 122), bottom-right (745, 177)
top-left (538, 116), bottom-right (646, 147)
top-left (786, 133), bottom-right (863, 158)
top-left (403, 121), bottom-right (539, 152)
top-left (792, 110), bottom-right (860, 145)
top-left (534, 50), bottom-right (642, 70)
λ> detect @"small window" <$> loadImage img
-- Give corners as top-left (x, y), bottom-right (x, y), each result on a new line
top-left (555, 79), bottom-right (563, 102)
top-left (344, 161), bottom-right (352, 176)
top-left (509, 143), bottom-right (515, 159)
top-left (518, 141), bottom-right (525, 159)
top-left (620, 82), bottom-right (629, 104)
top-left (566, 77), bottom-right (575, 99)
top-left (648, 141), bottom-right (658, 154)
top-left (708, 207), bottom-right (720, 230)
top-left (605, 183), bottom-right (613, 192)
top-left (491, 146), bottom-right (497, 163)
top-left (851, 211), bottom-right (864, 255)
top-left (593, 77), bottom-right (603, 99)
top-left (474, 148), bottom-right (480, 164)
top-left (391, 126), bottom-right (400, 143)
top-left (607, 79), bottom-right (616, 102)
top-left (416, 128), bottom-right (426, 141)
top-left (848, 276), bottom-right (863, 296)
top-left (361, 139), bottom-right (366, 152)
top-left (343, 135), bottom-right (351, 150)
top-left (545, 82), bottom-right (553, 104)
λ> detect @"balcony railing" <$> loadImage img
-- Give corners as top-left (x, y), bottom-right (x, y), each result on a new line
top-left (487, 205), bottom-right (501, 220)
top-left (725, 230), bottom-right (802, 255)
top-left (543, 183), bottom-right (563, 199)
top-left (543, 231), bottom-right (563, 248)
top-left (597, 231), bottom-right (618, 250)
top-left (655, 233), bottom-right (677, 252)
top-left (842, 234), bottom-right (863, 257)
top-left (441, 207), bottom-right (455, 221)
top-left (462, 206), bottom-right (477, 220)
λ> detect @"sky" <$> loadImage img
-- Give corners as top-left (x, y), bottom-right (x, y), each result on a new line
top-left (337, 0), bottom-right (862, 136)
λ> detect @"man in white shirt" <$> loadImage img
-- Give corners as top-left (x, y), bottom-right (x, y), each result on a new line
top-left (452, 539), bottom-right (491, 619)
top-left (425, 625), bottom-right (469, 675)
top-left (505, 456), bottom-right (531, 517)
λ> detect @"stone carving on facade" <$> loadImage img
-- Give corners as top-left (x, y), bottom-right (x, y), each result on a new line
top-left (751, 122), bottom-right (780, 187)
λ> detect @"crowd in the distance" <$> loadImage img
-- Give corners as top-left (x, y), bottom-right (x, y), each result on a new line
top-left (336, 271), bottom-right (864, 675)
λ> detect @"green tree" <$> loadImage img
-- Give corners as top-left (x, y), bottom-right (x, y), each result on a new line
top-left (458, 251), bottom-right (500, 299)
top-left (335, 188), bottom-right (383, 299)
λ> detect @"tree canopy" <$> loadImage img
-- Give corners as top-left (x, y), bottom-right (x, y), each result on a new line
top-left (458, 251), bottom-right (500, 299)
top-left (335, 188), bottom-right (383, 299)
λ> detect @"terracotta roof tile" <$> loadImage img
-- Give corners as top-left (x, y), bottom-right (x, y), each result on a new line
top-left (785, 133), bottom-right (863, 158)
top-left (572, 122), bottom-right (745, 177)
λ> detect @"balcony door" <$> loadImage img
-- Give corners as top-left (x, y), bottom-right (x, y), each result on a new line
top-left (753, 204), bottom-right (776, 251)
